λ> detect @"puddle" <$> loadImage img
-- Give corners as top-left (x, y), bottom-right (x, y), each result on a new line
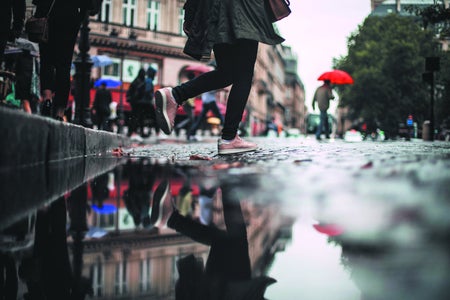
top-left (1, 154), bottom-right (449, 299)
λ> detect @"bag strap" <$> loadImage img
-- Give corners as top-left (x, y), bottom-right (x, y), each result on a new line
top-left (46, 0), bottom-right (56, 18)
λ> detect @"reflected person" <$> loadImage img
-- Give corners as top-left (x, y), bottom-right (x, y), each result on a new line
top-left (152, 180), bottom-right (276, 299)
top-left (19, 197), bottom-right (73, 299)
top-left (123, 159), bottom-right (157, 229)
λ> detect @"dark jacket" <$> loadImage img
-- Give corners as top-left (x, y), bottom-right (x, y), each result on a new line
top-left (93, 88), bottom-right (112, 115)
top-left (126, 69), bottom-right (146, 105)
top-left (183, 0), bottom-right (284, 61)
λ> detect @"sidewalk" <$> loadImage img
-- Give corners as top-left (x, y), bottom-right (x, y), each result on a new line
top-left (0, 106), bottom-right (131, 169)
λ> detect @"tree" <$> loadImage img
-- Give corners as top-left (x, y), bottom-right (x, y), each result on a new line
top-left (334, 14), bottom-right (436, 138)
top-left (404, 1), bottom-right (450, 135)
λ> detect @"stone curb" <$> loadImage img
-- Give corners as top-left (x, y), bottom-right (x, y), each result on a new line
top-left (0, 106), bottom-right (131, 169)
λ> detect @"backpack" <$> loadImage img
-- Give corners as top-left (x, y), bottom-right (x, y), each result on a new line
top-left (144, 78), bottom-right (154, 103)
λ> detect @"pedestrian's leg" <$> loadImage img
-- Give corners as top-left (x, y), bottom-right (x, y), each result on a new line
top-left (138, 105), bottom-right (145, 136)
top-left (316, 113), bottom-right (324, 139)
top-left (128, 106), bottom-right (138, 136)
top-left (219, 183), bottom-right (251, 279)
top-left (171, 44), bottom-right (235, 103)
top-left (0, 38), bottom-right (7, 65)
top-left (221, 39), bottom-right (258, 140)
top-left (189, 103), bottom-right (208, 136)
top-left (182, 103), bottom-right (194, 139)
top-left (210, 102), bottom-right (224, 124)
top-left (324, 111), bottom-right (330, 138)
top-left (52, 10), bottom-right (81, 119)
top-left (38, 41), bottom-right (55, 100)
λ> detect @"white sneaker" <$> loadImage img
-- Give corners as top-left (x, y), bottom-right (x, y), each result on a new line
top-left (155, 87), bottom-right (178, 135)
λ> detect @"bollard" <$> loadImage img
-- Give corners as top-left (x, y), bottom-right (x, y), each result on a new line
top-left (422, 120), bottom-right (431, 141)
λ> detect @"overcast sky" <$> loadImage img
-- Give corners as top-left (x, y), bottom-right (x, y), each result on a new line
top-left (277, 0), bottom-right (372, 111)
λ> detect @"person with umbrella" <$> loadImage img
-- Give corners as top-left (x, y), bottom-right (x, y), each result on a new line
top-left (312, 79), bottom-right (335, 140)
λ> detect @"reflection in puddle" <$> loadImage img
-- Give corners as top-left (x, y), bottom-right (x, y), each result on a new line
top-left (1, 156), bottom-right (449, 299)
top-left (0, 158), bottom-right (294, 299)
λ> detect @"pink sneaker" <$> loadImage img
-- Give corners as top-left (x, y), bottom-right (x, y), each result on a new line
top-left (155, 87), bottom-right (178, 134)
top-left (150, 179), bottom-right (174, 228)
top-left (218, 135), bottom-right (258, 155)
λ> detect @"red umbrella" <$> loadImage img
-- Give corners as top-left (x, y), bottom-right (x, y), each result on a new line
top-left (313, 223), bottom-right (344, 236)
top-left (185, 64), bottom-right (213, 75)
top-left (318, 70), bottom-right (354, 85)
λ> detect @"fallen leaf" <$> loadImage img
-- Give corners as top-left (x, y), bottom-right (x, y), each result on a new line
top-left (112, 147), bottom-right (123, 157)
top-left (361, 161), bottom-right (373, 169)
top-left (189, 154), bottom-right (212, 161)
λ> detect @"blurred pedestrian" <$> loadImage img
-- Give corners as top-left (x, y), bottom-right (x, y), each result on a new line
top-left (126, 68), bottom-right (146, 141)
top-left (188, 90), bottom-right (224, 141)
top-left (32, 0), bottom-right (85, 121)
top-left (144, 66), bottom-right (160, 137)
top-left (312, 79), bottom-right (334, 140)
top-left (175, 72), bottom-right (196, 139)
top-left (0, 0), bottom-right (25, 66)
top-left (92, 81), bottom-right (112, 131)
top-left (154, 0), bottom-right (284, 154)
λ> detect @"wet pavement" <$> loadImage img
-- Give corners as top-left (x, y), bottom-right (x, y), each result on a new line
top-left (1, 136), bottom-right (450, 299)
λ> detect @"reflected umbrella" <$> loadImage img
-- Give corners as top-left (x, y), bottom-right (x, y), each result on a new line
top-left (91, 203), bottom-right (117, 214)
top-left (86, 226), bottom-right (108, 238)
top-left (313, 223), bottom-right (344, 236)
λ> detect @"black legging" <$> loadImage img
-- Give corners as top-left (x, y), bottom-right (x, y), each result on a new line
top-left (173, 39), bottom-right (258, 140)
top-left (39, 5), bottom-right (80, 112)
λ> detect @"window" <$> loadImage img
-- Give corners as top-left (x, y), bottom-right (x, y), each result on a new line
top-left (139, 257), bottom-right (152, 293)
top-left (146, 1), bottom-right (161, 31)
top-left (115, 260), bottom-right (128, 295)
top-left (90, 258), bottom-right (104, 297)
top-left (123, 0), bottom-right (137, 27)
top-left (98, 0), bottom-right (112, 23)
top-left (178, 7), bottom-right (185, 35)
top-left (103, 61), bottom-right (120, 78)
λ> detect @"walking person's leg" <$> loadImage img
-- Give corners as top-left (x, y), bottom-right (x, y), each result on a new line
top-left (210, 101), bottom-right (224, 124)
top-left (323, 111), bottom-right (330, 138)
top-left (137, 104), bottom-right (146, 136)
top-left (51, 8), bottom-right (81, 120)
top-left (189, 102), bottom-right (209, 137)
top-left (155, 44), bottom-right (235, 135)
top-left (216, 39), bottom-right (259, 154)
top-left (316, 111), bottom-right (325, 140)
top-left (128, 105), bottom-right (138, 136)
top-left (38, 39), bottom-right (56, 116)
top-left (220, 39), bottom-right (258, 141)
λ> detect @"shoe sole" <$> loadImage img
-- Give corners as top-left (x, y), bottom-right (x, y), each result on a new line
top-left (155, 90), bottom-right (172, 135)
top-left (150, 180), bottom-right (170, 227)
top-left (218, 146), bottom-right (257, 155)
